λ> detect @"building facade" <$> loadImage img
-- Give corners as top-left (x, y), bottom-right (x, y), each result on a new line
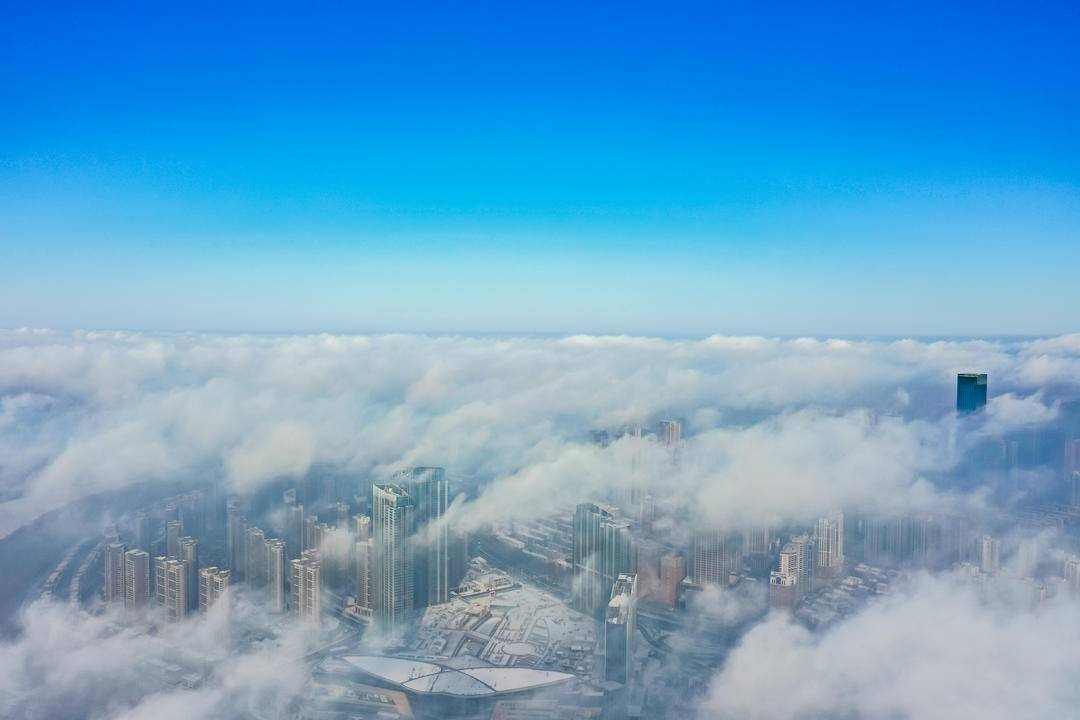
top-left (104, 542), bottom-right (126, 606)
top-left (604, 573), bottom-right (638, 686)
top-left (815, 511), bottom-right (845, 579)
top-left (155, 556), bottom-right (187, 625)
top-left (394, 467), bottom-right (450, 607)
top-left (290, 549), bottom-right (322, 625)
top-left (957, 373), bottom-right (988, 413)
top-left (573, 503), bottom-right (636, 615)
top-left (372, 484), bottom-right (415, 632)
top-left (198, 566), bottom-right (230, 616)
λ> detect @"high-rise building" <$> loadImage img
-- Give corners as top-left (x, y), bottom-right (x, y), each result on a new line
top-left (981, 535), bottom-right (1001, 574)
top-left (633, 541), bottom-right (661, 602)
top-left (336, 502), bottom-right (351, 529)
top-left (354, 514), bottom-right (371, 542)
top-left (165, 520), bottom-right (182, 559)
top-left (769, 544), bottom-right (800, 611)
top-left (1016, 539), bottom-right (1038, 579)
top-left (393, 467), bottom-right (450, 607)
top-left (124, 549), bottom-right (150, 611)
top-left (957, 373), bottom-right (988, 414)
top-left (372, 484), bottom-right (415, 632)
top-left (265, 538), bottom-right (287, 612)
top-left (104, 542), bottom-right (126, 606)
top-left (692, 529), bottom-right (744, 587)
top-left (656, 420), bottom-right (682, 448)
top-left (226, 501), bottom-right (246, 579)
top-left (573, 503), bottom-right (636, 615)
top-left (290, 549), bottom-right (322, 625)
top-left (155, 556), bottom-right (187, 625)
top-left (1066, 439), bottom-right (1080, 487)
top-left (133, 511), bottom-right (152, 553)
top-left (304, 515), bottom-right (320, 553)
top-left (1071, 470), bottom-right (1080, 510)
top-left (815, 511), bottom-right (845, 579)
top-left (199, 566), bottom-right (230, 616)
top-left (183, 490), bottom-right (206, 539)
top-left (355, 538), bottom-right (374, 613)
top-left (744, 526), bottom-right (771, 556)
top-left (178, 536), bottom-right (199, 614)
top-left (1064, 556), bottom-right (1080, 595)
top-left (287, 502), bottom-right (305, 558)
top-left (788, 534), bottom-right (815, 595)
top-left (744, 525), bottom-right (772, 574)
top-left (657, 554), bottom-right (685, 608)
top-left (448, 530), bottom-right (470, 592)
top-left (604, 574), bottom-right (638, 686)
top-left (246, 527), bottom-right (266, 588)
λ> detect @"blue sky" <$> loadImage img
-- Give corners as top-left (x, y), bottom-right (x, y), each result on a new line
top-left (1, 1), bottom-right (1078, 336)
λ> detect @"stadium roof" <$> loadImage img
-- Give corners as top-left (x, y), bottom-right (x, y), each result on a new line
top-left (340, 656), bottom-right (575, 697)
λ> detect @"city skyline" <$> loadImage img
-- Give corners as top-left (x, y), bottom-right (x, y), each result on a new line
top-left (3, 3), bottom-right (1080, 719)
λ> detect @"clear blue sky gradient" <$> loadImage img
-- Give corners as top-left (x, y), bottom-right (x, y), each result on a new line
top-left (2, 2), bottom-right (1078, 335)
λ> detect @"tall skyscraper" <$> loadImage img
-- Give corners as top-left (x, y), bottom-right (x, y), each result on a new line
top-left (1066, 439), bottom-right (1080, 482)
top-left (104, 542), bottom-right (126, 607)
top-left (1064, 556), bottom-right (1080, 594)
top-left (1016, 538), bottom-right (1038, 579)
top-left (572, 503), bottom-right (636, 615)
top-left (769, 544), bottom-right (800, 611)
top-left (393, 467), bottom-right (450, 607)
top-left (788, 534), bottom-right (815, 595)
top-left (354, 514), bottom-right (371, 542)
top-left (287, 502), bottom-right (305, 558)
top-left (246, 527), bottom-right (266, 588)
top-left (355, 538), bottom-right (374, 613)
top-left (691, 529), bottom-right (744, 587)
top-left (199, 567), bottom-right (230, 616)
top-left (657, 554), bottom-right (685, 608)
top-left (957, 373), bottom-right (988, 414)
top-left (981, 535), bottom-right (1001, 574)
top-left (604, 574), bottom-right (638, 686)
top-left (304, 515), bottom-right (320, 553)
top-left (448, 530), bottom-right (470, 592)
top-left (183, 490), bottom-right (206, 539)
top-left (132, 511), bottom-right (152, 553)
top-left (336, 502), bottom-right (351, 529)
top-left (165, 520), bottom-right (182, 559)
top-left (178, 536), bottom-right (199, 614)
top-left (226, 501), bottom-right (246, 579)
top-left (656, 420), bottom-right (682, 448)
top-left (290, 549), bottom-right (322, 625)
top-left (265, 538), bottom-right (287, 612)
top-left (124, 549), bottom-right (150, 611)
top-left (372, 484), bottom-right (415, 632)
top-left (155, 556), bottom-right (187, 625)
top-left (815, 511), bottom-right (845, 579)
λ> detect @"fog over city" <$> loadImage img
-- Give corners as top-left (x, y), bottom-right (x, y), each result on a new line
top-left (4, 3), bottom-right (1079, 717)
top-left (3, 329), bottom-right (1080, 719)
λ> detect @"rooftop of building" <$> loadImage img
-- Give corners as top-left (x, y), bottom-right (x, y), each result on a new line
top-left (329, 656), bottom-right (575, 698)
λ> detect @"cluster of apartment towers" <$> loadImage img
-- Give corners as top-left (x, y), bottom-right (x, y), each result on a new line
top-left (104, 467), bottom-right (468, 632)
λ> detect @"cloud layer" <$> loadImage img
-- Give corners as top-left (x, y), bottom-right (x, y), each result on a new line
top-left (701, 572), bottom-right (1080, 720)
top-left (3, 330), bottom-right (1079, 537)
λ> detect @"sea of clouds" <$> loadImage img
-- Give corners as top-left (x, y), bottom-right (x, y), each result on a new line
top-left (2, 329), bottom-right (1080, 718)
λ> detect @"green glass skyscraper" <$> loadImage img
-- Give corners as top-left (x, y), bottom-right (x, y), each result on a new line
top-left (957, 373), bottom-right (988, 413)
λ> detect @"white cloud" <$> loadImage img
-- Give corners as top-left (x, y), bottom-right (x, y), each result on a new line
top-left (700, 572), bottom-right (1080, 720)
top-left (0, 331), bottom-right (1078, 537)
top-left (0, 595), bottom-right (311, 720)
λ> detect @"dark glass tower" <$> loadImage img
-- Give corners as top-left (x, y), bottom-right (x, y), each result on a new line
top-left (957, 373), bottom-right (988, 413)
